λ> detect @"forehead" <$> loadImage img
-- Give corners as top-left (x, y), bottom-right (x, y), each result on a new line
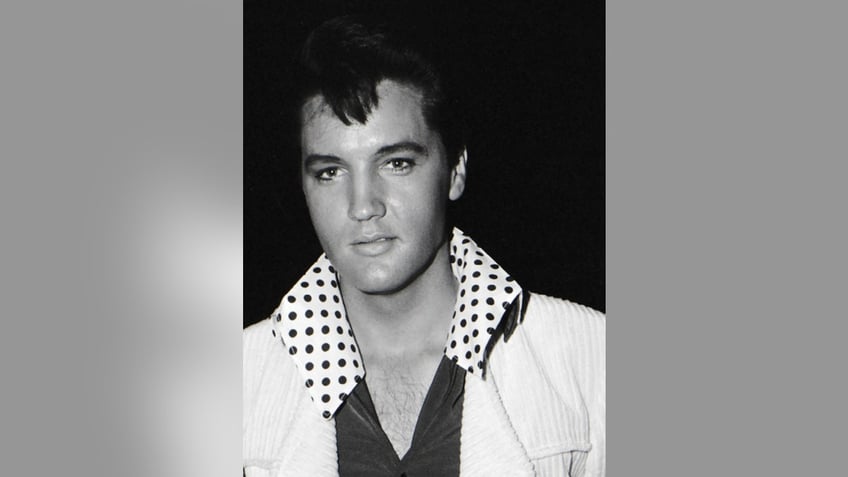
top-left (300, 81), bottom-right (436, 157)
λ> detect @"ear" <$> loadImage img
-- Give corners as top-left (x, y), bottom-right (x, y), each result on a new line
top-left (448, 148), bottom-right (468, 201)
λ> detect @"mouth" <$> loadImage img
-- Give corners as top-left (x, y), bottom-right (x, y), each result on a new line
top-left (350, 235), bottom-right (396, 256)
top-left (352, 233), bottom-right (396, 245)
top-left (353, 237), bottom-right (392, 245)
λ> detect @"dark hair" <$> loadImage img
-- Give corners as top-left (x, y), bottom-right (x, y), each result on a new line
top-left (296, 15), bottom-right (466, 166)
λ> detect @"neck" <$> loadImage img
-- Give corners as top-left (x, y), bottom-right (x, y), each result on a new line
top-left (341, 242), bottom-right (458, 359)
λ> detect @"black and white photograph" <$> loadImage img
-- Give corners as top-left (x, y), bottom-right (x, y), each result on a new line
top-left (244, 1), bottom-right (605, 475)
top-left (7, 1), bottom-right (848, 476)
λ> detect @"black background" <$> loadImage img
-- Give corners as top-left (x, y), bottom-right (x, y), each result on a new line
top-left (245, 0), bottom-right (604, 327)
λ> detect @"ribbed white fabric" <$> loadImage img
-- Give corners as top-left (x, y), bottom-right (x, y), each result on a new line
top-left (244, 293), bottom-right (605, 476)
top-left (459, 369), bottom-right (536, 476)
top-left (489, 294), bottom-right (606, 477)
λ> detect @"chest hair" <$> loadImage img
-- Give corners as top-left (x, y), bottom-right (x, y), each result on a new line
top-left (366, 358), bottom-right (439, 459)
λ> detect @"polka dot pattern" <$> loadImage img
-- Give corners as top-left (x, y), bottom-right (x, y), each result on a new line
top-left (445, 228), bottom-right (523, 376)
top-left (272, 228), bottom-right (521, 420)
top-left (271, 253), bottom-right (363, 421)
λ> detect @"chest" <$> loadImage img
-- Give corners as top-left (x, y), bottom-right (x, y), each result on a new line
top-left (364, 355), bottom-right (441, 457)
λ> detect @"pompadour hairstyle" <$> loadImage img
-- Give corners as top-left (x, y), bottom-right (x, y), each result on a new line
top-left (296, 15), bottom-right (466, 167)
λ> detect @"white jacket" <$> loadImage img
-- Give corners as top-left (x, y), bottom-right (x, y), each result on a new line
top-left (244, 293), bottom-right (605, 476)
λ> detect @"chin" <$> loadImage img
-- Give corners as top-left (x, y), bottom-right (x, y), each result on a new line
top-left (349, 268), bottom-right (407, 295)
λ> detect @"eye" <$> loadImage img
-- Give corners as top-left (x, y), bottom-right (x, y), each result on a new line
top-left (315, 167), bottom-right (340, 182)
top-left (382, 158), bottom-right (414, 174)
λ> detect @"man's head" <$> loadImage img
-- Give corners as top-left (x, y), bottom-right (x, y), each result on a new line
top-left (295, 15), bottom-right (466, 168)
top-left (296, 16), bottom-right (467, 296)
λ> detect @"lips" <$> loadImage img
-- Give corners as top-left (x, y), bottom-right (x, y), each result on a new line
top-left (355, 237), bottom-right (392, 244)
top-left (350, 235), bottom-right (396, 256)
top-left (351, 233), bottom-right (395, 245)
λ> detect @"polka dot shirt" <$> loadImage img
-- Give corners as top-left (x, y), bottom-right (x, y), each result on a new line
top-left (270, 228), bottom-right (523, 420)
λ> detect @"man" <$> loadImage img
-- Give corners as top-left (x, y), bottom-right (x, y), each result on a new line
top-left (244, 15), bottom-right (605, 477)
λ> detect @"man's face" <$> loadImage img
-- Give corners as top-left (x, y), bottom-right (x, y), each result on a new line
top-left (300, 80), bottom-right (465, 295)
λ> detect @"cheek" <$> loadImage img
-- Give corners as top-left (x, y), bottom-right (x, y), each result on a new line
top-left (396, 177), bottom-right (449, 226)
top-left (304, 188), bottom-right (344, 234)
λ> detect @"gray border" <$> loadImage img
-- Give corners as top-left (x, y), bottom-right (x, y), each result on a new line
top-left (0, 2), bottom-right (242, 475)
top-left (609, 0), bottom-right (847, 474)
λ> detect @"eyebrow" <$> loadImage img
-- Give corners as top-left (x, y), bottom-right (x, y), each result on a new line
top-left (303, 141), bottom-right (429, 167)
top-left (302, 154), bottom-right (343, 169)
top-left (375, 141), bottom-right (428, 157)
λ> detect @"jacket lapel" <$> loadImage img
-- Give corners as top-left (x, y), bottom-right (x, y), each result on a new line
top-left (460, 374), bottom-right (535, 476)
top-left (244, 342), bottom-right (340, 477)
top-left (274, 393), bottom-right (339, 477)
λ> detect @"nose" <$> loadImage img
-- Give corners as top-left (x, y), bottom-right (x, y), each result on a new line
top-left (347, 176), bottom-right (386, 221)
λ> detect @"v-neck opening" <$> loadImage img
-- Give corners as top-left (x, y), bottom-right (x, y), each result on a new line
top-left (335, 355), bottom-right (466, 476)
top-left (361, 356), bottom-right (451, 462)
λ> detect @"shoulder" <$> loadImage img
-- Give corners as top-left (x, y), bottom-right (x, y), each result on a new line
top-left (243, 318), bottom-right (289, 399)
top-left (243, 317), bottom-right (305, 390)
top-left (243, 318), bottom-right (303, 432)
top-left (244, 318), bottom-right (277, 346)
top-left (521, 293), bottom-right (605, 347)
top-left (512, 293), bottom-right (605, 402)
top-left (492, 292), bottom-right (604, 376)
top-left (244, 318), bottom-right (279, 365)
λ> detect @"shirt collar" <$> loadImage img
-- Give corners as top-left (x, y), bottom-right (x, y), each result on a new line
top-left (270, 227), bottom-right (523, 420)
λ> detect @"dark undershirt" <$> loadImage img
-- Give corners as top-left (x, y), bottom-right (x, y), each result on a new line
top-left (335, 355), bottom-right (466, 477)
